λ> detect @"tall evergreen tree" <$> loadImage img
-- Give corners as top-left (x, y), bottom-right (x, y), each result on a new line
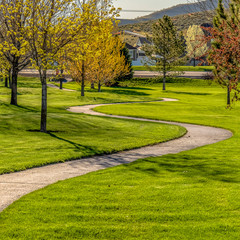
top-left (143, 15), bottom-right (185, 91)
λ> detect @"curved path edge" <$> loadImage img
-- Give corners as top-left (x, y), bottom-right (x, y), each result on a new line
top-left (0, 99), bottom-right (232, 212)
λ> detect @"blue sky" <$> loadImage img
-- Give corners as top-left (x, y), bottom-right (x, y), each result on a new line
top-left (114, 0), bottom-right (190, 19)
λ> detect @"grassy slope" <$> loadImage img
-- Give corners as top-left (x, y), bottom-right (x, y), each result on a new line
top-left (0, 77), bottom-right (185, 174)
top-left (0, 79), bottom-right (240, 239)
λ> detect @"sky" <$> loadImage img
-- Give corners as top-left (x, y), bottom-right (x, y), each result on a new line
top-left (114, 0), bottom-right (191, 19)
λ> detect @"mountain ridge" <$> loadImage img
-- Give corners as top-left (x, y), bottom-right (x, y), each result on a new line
top-left (118, 0), bottom-right (218, 26)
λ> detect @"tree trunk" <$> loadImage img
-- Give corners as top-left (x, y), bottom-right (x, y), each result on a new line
top-left (98, 80), bottom-right (101, 92)
top-left (5, 76), bottom-right (8, 88)
top-left (193, 58), bottom-right (196, 67)
top-left (11, 67), bottom-right (18, 105)
top-left (163, 74), bottom-right (166, 91)
top-left (81, 61), bottom-right (85, 96)
top-left (8, 69), bottom-right (12, 89)
top-left (227, 84), bottom-right (231, 106)
top-left (60, 69), bottom-right (63, 89)
top-left (91, 82), bottom-right (95, 89)
top-left (40, 70), bottom-right (47, 133)
top-left (60, 79), bottom-right (63, 89)
top-left (163, 61), bottom-right (166, 91)
top-left (9, 75), bottom-right (12, 88)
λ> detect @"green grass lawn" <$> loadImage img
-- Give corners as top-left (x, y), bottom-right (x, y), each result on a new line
top-left (133, 65), bottom-right (215, 72)
top-left (0, 78), bottom-right (240, 239)
top-left (0, 77), bottom-right (184, 174)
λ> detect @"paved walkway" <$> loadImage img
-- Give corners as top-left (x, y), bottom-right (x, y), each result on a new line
top-left (0, 99), bottom-right (232, 212)
top-left (132, 71), bottom-right (209, 79)
top-left (19, 69), bottom-right (209, 79)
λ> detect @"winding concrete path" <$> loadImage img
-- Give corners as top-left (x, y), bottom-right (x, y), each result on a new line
top-left (0, 99), bottom-right (232, 212)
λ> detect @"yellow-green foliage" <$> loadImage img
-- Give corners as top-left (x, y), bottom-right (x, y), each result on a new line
top-left (65, 3), bottom-right (129, 88)
top-left (185, 25), bottom-right (209, 59)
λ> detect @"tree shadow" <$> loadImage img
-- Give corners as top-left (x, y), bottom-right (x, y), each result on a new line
top-left (47, 132), bottom-right (98, 153)
top-left (0, 102), bottom-right (39, 113)
top-left (16, 105), bottom-right (39, 112)
top-left (166, 90), bottom-right (211, 96)
top-left (86, 87), bottom-right (153, 92)
top-left (102, 89), bottom-right (150, 96)
top-left (113, 86), bottom-right (153, 91)
top-left (124, 155), bottom-right (239, 183)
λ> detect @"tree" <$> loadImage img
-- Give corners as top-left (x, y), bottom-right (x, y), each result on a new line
top-left (90, 20), bottom-right (129, 92)
top-left (143, 15), bottom-right (185, 91)
top-left (66, 46), bottom-right (96, 91)
top-left (62, 0), bottom-right (121, 95)
top-left (24, 0), bottom-right (88, 132)
top-left (62, 0), bottom-right (100, 96)
top-left (185, 25), bottom-right (209, 67)
top-left (66, 2), bottom-right (129, 93)
top-left (203, 0), bottom-right (240, 106)
top-left (67, 24), bottom-right (129, 92)
top-left (0, 0), bottom-right (30, 105)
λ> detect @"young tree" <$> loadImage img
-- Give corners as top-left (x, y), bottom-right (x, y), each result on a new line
top-left (66, 1), bottom-right (128, 92)
top-left (203, 0), bottom-right (240, 106)
top-left (185, 25), bottom-right (209, 66)
top-left (143, 15), bottom-right (185, 91)
top-left (67, 23), bottom-right (129, 93)
top-left (92, 33), bottom-right (129, 92)
top-left (65, 42), bottom-right (96, 91)
top-left (24, 0), bottom-right (88, 132)
top-left (62, 0), bottom-right (100, 96)
top-left (0, 0), bottom-right (30, 105)
top-left (59, 0), bottom-right (119, 95)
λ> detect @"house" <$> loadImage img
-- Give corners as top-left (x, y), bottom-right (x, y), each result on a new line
top-left (136, 37), bottom-right (152, 48)
top-left (125, 36), bottom-right (152, 66)
top-left (125, 43), bottom-right (138, 61)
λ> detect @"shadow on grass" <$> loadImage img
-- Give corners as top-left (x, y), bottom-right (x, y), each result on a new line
top-left (101, 89), bottom-right (150, 96)
top-left (112, 86), bottom-right (153, 91)
top-left (48, 132), bottom-right (98, 153)
top-left (126, 155), bottom-right (239, 183)
top-left (85, 87), bottom-right (153, 93)
top-left (0, 102), bottom-right (39, 114)
top-left (17, 104), bottom-right (39, 112)
top-left (166, 90), bottom-right (211, 96)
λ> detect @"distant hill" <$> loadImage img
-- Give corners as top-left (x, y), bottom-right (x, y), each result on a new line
top-left (117, 19), bottom-right (138, 26)
top-left (119, 11), bottom-right (213, 37)
top-left (118, 0), bottom-right (218, 26)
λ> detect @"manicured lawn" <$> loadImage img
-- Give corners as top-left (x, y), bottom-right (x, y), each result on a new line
top-left (133, 65), bottom-right (214, 72)
top-left (0, 78), bottom-right (240, 239)
top-left (0, 77), bottom-right (184, 174)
